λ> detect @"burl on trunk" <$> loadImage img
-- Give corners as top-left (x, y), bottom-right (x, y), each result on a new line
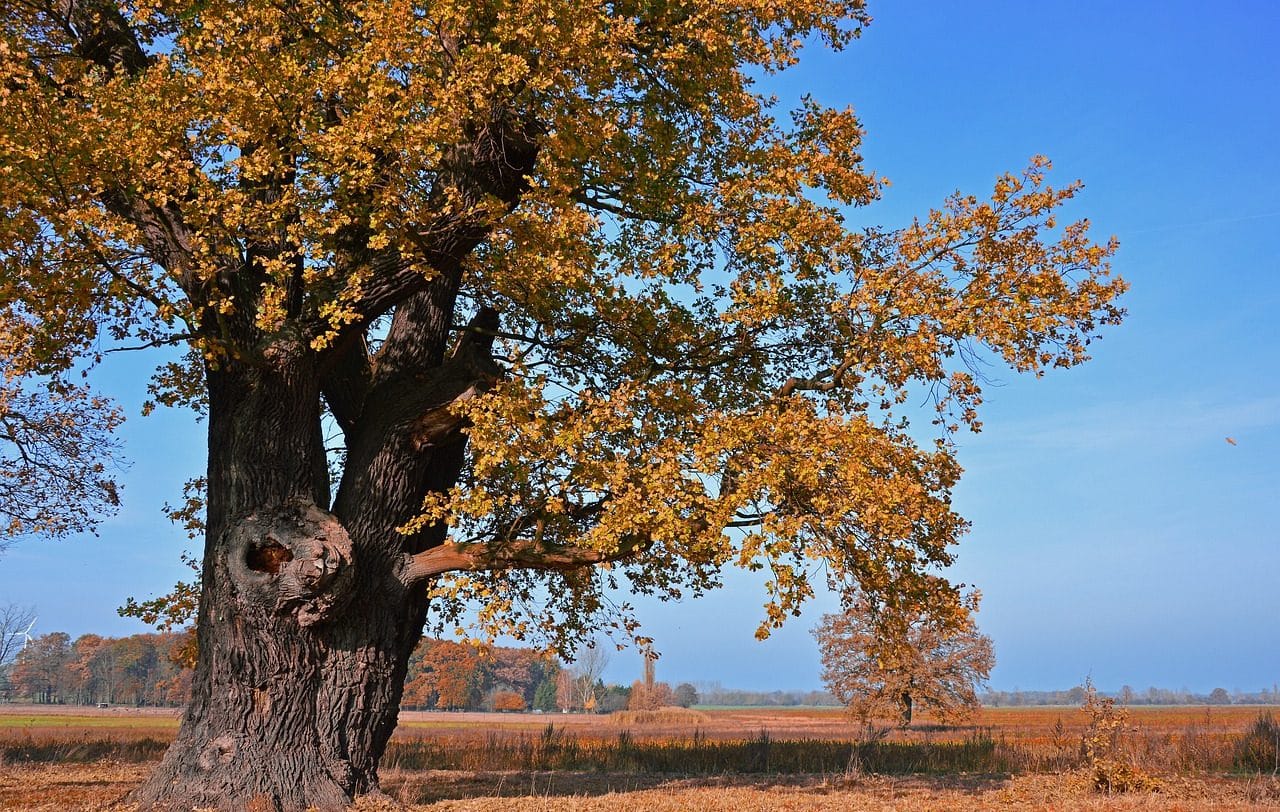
top-left (131, 312), bottom-right (497, 810)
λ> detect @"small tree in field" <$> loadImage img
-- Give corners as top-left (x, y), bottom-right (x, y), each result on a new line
top-left (673, 683), bottom-right (699, 708)
top-left (814, 594), bottom-right (994, 728)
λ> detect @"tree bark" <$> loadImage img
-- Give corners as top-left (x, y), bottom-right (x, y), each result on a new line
top-left (128, 337), bottom-right (464, 811)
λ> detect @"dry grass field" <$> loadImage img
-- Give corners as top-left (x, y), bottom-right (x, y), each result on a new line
top-left (0, 704), bottom-right (1277, 810)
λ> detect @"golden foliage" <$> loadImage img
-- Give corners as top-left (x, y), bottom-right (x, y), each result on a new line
top-left (1, 0), bottom-right (1124, 646)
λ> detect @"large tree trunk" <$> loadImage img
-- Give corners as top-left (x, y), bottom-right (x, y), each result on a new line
top-left (898, 690), bottom-right (913, 728)
top-left (128, 334), bottom-right (465, 811)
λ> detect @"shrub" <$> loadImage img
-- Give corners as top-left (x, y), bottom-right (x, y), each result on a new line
top-left (610, 707), bottom-right (709, 726)
top-left (1080, 679), bottom-right (1159, 794)
top-left (1235, 712), bottom-right (1280, 774)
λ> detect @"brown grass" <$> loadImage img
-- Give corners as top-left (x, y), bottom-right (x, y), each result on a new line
top-left (0, 704), bottom-right (1277, 810)
top-left (2, 765), bottom-right (1277, 811)
top-left (609, 707), bottom-right (710, 726)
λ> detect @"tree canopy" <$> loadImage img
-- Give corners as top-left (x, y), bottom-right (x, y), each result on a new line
top-left (1, 2), bottom-right (1126, 805)
top-left (1, 0), bottom-right (1123, 647)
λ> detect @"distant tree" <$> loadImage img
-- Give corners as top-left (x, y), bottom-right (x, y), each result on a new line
top-left (599, 684), bottom-right (631, 713)
top-left (10, 631), bottom-right (73, 703)
top-left (426, 641), bottom-right (483, 710)
top-left (115, 635), bottom-right (161, 705)
top-left (400, 671), bottom-right (433, 711)
top-left (629, 680), bottom-right (674, 710)
top-left (532, 675), bottom-right (558, 712)
top-left (71, 634), bottom-right (113, 704)
top-left (673, 683), bottom-right (699, 708)
top-left (491, 690), bottom-right (525, 712)
top-left (1208, 687), bottom-right (1231, 705)
top-left (400, 638), bottom-right (486, 710)
top-left (570, 645), bottom-right (609, 713)
top-left (628, 650), bottom-right (672, 710)
top-left (555, 670), bottom-right (576, 713)
top-left (0, 604), bottom-right (35, 699)
top-left (814, 594), bottom-right (994, 727)
top-left (489, 647), bottom-right (543, 703)
top-left (154, 666), bottom-right (194, 707)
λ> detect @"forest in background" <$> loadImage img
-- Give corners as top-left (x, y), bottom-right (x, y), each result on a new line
top-left (0, 631), bottom-right (705, 712)
top-left (2, 628), bottom-right (1276, 710)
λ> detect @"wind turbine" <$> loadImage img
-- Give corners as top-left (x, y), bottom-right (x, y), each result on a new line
top-left (9, 618), bottom-right (35, 652)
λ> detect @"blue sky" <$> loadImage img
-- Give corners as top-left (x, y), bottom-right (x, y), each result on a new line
top-left (2, 1), bottom-right (1278, 695)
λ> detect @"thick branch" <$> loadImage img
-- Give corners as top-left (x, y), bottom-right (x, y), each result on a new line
top-left (776, 356), bottom-right (856, 398)
top-left (400, 534), bottom-right (651, 585)
top-left (320, 333), bottom-right (373, 435)
top-left (337, 114), bottom-right (539, 331)
top-left (407, 311), bottom-right (502, 448)
top-left (58, 0), bottom-right (149, 74)
top-left (330, 309), bottom-right (503, 538)
top-left (37, 0), bottom-right (209, 299)
top-left (775, 314), bottom-right (883, 398)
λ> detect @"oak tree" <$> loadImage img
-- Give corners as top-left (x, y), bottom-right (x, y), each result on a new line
top-left (814, 594), bottom-right (995, 728)
top-left (0, 0), bottom-right (1123, 807)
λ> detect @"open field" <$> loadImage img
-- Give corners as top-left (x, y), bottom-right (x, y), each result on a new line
top-left (0, 705), bottom-right (1277, 809)
top-left (2, 763), bottom-right (1279, 811)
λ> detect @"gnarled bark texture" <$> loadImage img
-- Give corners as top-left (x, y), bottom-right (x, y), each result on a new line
top-left (129, 338), bottom-right (473, 810)
top-left (129, 316), bottom-right (501, 808)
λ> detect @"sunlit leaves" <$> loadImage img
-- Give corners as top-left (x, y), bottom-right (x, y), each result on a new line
top-left (2, 0), bottom-right (1124, 653)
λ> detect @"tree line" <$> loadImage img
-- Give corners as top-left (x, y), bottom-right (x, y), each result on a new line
top-left (1, 630), bottom-right (192, 706)
top-left (694, 685), bottom-right (839, 707)
top-left (8, 624), bottom-right (1274, 713)
top-left (402, 639), bottom-right (699, 713)
top-left (0, 630), bottom-right (706, 713)
top-left (983, 686), bottom-right (1280, 707)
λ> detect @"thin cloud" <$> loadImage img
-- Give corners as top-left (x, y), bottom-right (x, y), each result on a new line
top-left (973, 395), bottom-right (1280, 454)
